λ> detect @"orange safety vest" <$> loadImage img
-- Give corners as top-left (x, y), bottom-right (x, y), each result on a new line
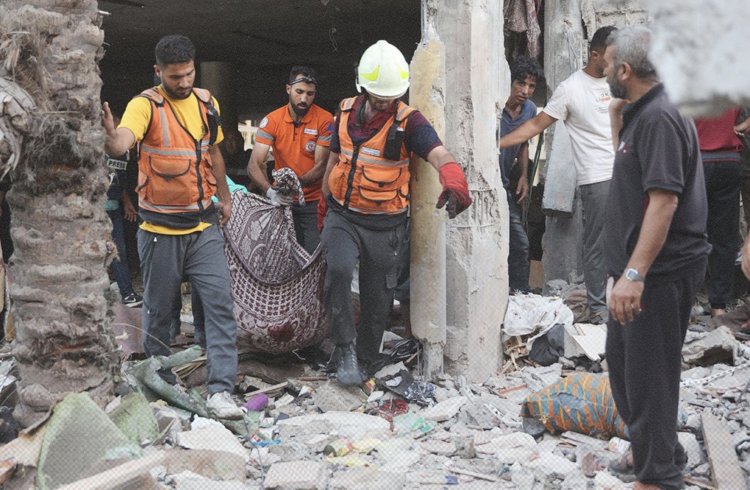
top-left (136, 87), bottom-right (217, 220)
top-left (328, 97), bottom-right (415, 214)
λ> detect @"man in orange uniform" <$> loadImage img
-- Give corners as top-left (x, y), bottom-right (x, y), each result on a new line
top-left (320, 40), bottom-right (472, 385)
top-left (248, 66), bottom-right (334, 253)
top-left (103, 35), bottom-right (242, 420)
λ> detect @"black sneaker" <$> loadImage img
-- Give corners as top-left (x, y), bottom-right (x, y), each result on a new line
top-left (122, 292), bottom-right (143, 308)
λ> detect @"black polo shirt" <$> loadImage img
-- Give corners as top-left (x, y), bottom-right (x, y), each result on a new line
top-left (604, 84), bottom-right (710, 281)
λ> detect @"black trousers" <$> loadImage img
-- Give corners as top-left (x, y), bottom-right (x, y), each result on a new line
top-left (606, 259), bottom-right (705, 489)
top-left (703, 161), bottom-right (741, 309)
top-left (321, 210), bottom-right (407, 363)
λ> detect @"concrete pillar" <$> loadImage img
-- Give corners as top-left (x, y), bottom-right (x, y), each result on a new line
top-left (409, 24), bottom-right (448, 380)
top-left (646, 0), bottom-right (750, 116)
top-left (432, 0), bottom-right (507, 382)
top-left (540, 0), bottom-right (585, 286)
top-left (200, 61), bottom-right (237, 134)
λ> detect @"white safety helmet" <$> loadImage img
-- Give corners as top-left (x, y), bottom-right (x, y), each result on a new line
top-left (356, 40), bottom-right (410, 98)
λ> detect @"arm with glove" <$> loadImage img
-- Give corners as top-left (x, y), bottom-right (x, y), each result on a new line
top-left (426, 145), bottom-right (472, 218)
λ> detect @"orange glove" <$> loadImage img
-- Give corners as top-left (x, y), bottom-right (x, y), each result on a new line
top-left (317, 198), bottom-right (328, 232)
top-left (436, 162), bottom-right (472, 218)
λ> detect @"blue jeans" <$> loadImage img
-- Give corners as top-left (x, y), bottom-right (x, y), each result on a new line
top-left (507, 189), bottom-right (530, 291)
top-left (107, 209), bottom-right (134, 299)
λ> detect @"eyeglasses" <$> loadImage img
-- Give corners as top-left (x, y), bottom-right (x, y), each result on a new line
top-left (289, 76), bottom-right (317, 86)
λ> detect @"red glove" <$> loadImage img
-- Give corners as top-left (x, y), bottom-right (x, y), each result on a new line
top-left (436, 162), bottom-right (472, 218)
top-left (317, 198), bottom-right (328, 232)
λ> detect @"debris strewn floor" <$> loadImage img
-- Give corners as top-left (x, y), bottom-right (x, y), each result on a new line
top-left (2, 290), bottom-right (750, 488)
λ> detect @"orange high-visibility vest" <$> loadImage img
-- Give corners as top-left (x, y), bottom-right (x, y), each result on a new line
top-left (136, 87), bottom-right (217, 218)
top-left (328, 97), bottom-right (415, 214)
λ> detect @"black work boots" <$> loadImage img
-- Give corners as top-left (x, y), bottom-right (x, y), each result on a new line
top-left (335, 342), bottom-right (364, 385)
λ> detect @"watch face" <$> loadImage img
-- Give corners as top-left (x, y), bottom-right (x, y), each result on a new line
top-left (625, 269), bottom-right (641, 281)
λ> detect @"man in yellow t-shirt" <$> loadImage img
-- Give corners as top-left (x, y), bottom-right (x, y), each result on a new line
top-left (103, 34), bottom-right (241, 420)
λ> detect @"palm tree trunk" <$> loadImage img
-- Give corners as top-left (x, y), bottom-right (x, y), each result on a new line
top-left (0, 0), bottom-right (118, 427)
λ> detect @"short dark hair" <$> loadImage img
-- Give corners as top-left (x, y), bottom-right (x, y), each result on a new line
top-left (155, 35), bottom-right (195, 67)
top-left (590, 25), bottom-right (617, 54)
top-left (288, 66), bottom-right (318, 86)
top-left (510, 56), bottom-right (543, 84)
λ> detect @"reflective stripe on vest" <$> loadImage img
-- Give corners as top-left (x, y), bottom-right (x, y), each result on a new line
top-left (136, 88), bottom-right (217, 216)
top-left (329, 97), bottom-right (415, 214)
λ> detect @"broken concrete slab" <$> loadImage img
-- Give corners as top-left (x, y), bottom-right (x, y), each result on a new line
top-left (108, 392), bottom-right (160, 445)
top-left (525, 451), bottom-right (577, 479)
top-left (176, 425), bottom-right (249, 463)
top-left (37, 393), bottom-right (142, 490)
top-left (262, 460), bottom-right (327, 489)
top-left (477, 431), bottom-right (538, 465)
top-left (420, 396), bottom-right (466, 422)
top-left (682, 326), bottom-right (737, 366)
top-left (677, 431), bottom-right (705, 470)
top-left (171, 471), bottom-right (249, 490)
top-left (56, 451), bottom-right (166, 490)
top-left (312, 383), bottom-right (364, 413)
top-left (564, 323), bottom-right (607, 361)
top-left (277, 412), bottom-right (389, 441)
top-left (702, 412), bottom-right (745, 489)
top-left (329, 467), bottom-right (403, 490)
top-left (419, 439), bottom-right (455, 456)
top-left (167, 449), bottom-right (247, 482)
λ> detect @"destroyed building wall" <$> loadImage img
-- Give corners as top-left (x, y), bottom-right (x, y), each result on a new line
top-left (541, 0), bottom-right (648, 288)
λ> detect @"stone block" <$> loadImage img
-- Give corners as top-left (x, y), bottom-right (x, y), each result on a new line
top-left (312, 383), bottom-right (363, 413)
top-left (277, 412), bottom-right (389, 441)
top-left (262, 461), bottom-right (327, 490)
top-left (420, 396), bottom-right (466, 422)
top-left (682, 326), bottom-right (737, 366)
top-left (329, 467), bottom-right (403, 490)
top-left (176, 425), bottom-right (249, 463)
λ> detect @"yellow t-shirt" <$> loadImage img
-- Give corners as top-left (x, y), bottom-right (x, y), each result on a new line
top-left (119, 86), bottom-right (224, 235)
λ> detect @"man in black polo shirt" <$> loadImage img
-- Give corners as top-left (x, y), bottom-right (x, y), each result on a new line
top-left (603, 26), bottom-right (709, 490)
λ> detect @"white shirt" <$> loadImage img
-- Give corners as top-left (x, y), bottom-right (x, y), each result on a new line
top-left (543, 70), bottom-right (614, 186)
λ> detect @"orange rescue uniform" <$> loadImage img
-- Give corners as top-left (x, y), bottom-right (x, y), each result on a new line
top-left (328, 97), bottom-right (415, 215)
top-left (255, 104), bottom-right (333, 202)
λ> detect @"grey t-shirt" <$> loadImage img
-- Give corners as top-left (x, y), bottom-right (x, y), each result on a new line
top-left (604, 84), bottom-right (710, 280)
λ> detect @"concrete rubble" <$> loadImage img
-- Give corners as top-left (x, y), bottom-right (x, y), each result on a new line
top-left (2, 291), bottom-right (750, 489)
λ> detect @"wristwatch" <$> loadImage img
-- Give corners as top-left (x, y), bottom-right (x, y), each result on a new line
top-left (623, 268), bottom-right (645, 282)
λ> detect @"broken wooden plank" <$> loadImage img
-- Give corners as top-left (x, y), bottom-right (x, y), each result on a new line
top-left (701, 412), bottom-right (744, 490)
top-left (244, 381), bottom-right (288, 399)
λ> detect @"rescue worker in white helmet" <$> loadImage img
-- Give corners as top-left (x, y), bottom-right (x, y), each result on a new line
top-left (319, 40), bottom-right (472, 385)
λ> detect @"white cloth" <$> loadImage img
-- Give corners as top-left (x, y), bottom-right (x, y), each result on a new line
top-left (543, 70), bottom-right (615, 186)
top-left (503, 294), bottom-right (574, 351)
